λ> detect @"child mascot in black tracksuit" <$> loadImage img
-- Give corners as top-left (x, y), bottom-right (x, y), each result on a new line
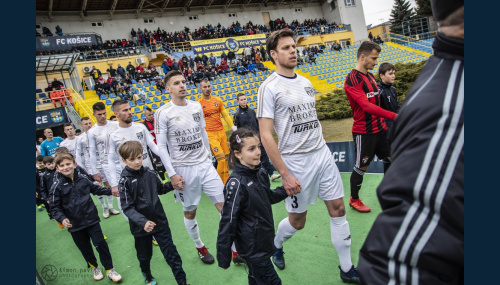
top-left (217, 128), bottom-right (288, 285)
top-left (117, 141), bottom-right (188, 285)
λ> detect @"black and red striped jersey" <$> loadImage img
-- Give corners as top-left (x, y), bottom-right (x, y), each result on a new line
top-left (344, 69), bottom-right (397, 134)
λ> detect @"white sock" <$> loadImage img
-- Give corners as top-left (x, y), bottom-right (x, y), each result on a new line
top-left (107, 196), bottom-right (114, 209)
top-left (231, 243), bottom-right (237, 253)
top-left (330, 216), bottom-right (353, 272)
top-left (97, 196), bottom-right (107, 210)
top-left (184, 217), bottom-right (204, 248)
top-left (274, 217), bottom-right (297, 249)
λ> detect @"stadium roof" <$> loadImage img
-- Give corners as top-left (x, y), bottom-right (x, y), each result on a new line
top-left (36, 0), bottom-right (324, 18)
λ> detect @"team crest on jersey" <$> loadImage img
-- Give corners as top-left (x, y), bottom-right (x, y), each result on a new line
top-left (304, 87), bottom-right (315, 97)
top-left (214, 147), bottom-right (218, 152)
top-left (136, 132), bottom-right (144, 140)
top-left (192, 112), bottom-right (201, 122)
top-left (214, 102), bottom-right (219, 107)
top-left (362, 156), bottom-right (369, 164)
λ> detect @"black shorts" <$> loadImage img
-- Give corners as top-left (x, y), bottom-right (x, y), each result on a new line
top-left (353, 131), bottom-right (390, 169)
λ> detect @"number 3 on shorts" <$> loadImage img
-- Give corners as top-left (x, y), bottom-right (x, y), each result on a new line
top-left (179, 192), bottom-right (184, 202)
top-left (291, 195), bottom-right (298, 209)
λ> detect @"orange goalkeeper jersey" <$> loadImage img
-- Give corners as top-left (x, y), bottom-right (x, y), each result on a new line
top-left (198, 96), bottom-right (226, 131)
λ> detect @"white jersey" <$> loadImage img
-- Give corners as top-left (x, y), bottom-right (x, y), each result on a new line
top-left (87, 120), bottom-right (119, 173)
top-left (154, 100), bottom-right (210, 168)
top-left (257, 72), bottom-right (325, 155)
top-left (75, 132), bottom-right (91, 172)
top-left (105, 122), bottom-right (155, 186)
top-left (59, 137), bottom-right (78, 157)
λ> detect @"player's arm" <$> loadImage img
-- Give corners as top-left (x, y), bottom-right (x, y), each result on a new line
top-left (257, 169), bottom-right (288, 204)
top-left (87, 132), bottom-right (99, 176)
top-left (105, 134), bottom-right (120, 190)
top-left (75, 137), bottom-right (85, 169)
top-left (40, 142), bottom-right (47, 157)
top-left (216, 178), bottom-right (245, 269)
top-left (220, 100), bottom-right (237, 131)
top-left (345, 83), bottom-right (397, 120)
top-left (142, 124), bottom-right (160, 155)
top-left (200, 113), bottom-right (212, 154)
top-left (50, 185), bottom-right (67, 224)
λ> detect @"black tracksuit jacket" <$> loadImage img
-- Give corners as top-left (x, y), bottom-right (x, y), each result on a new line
top-left (233, 105), bottom-right (259, 132)
top-left (358, 32), bottom-right (464, 284)
top-left (51, 173), bottom-right (112, 233)
top-left (378, 81), bottom-right (399, 130)
top-left (217, 163), bottom-right (288, 268)
top-left (119, 166), bottom-right (174, 237)
top-left (40, 168), bottom-right (57, 201)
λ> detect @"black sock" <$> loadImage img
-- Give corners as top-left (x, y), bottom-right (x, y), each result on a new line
top-left (350, 169), bottom-right (364, 199)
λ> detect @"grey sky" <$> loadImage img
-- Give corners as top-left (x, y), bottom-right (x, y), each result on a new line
top-left (361, 0), bottom-right (418, 27)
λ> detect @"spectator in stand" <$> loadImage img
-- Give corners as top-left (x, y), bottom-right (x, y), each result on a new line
top-left (162, 59), bottom-right (170, 74)
top-left (193, 69), bottom-right (204, 84)
top-left (107, 65), bottom-right (117, 77)
top-left (209, 53), bottom-right (216, 66)
top-left (51, 78), bottom-right (64, 90)
top-left (181, 54), bottom-right (189, 69)
top-left (346, 39), bottom-right (351, 47)
top-left (227, 50), bottom-right (236, 61)
top-left (171, 59), bottom-right (179, 71)
top-left (178, 59), bottom-right (184, 71)
top-left (237, 63), bottom-right (248, 76)
top-left (136, 64), bottom-right (145, 74)
top-left (308, 53), bottom-right (317, 65)
top-left (196, 61), bottom-right (204, 71)
top-left (368, 31), bottom-right (373, 41)
top-left (148, 62), bottom-right (156, 71)
top-left (97, 75), bottom-right (105, 85)
top-left (188, 55), bottom-right (195, 70)
top-left (117, 64), bottom-right (126, 78)
top-left (91, 66), bottom-right (102, 85)
top-left (220, 51), bottom-right (227, 63)
top-left (50, 88), bottom-right (64, 108)
top-left (194, 54), bottom-right (202, 64)
top-left (202, 53), bottom-right (209, 66)
top-left (126, 62), bottom-right (136, 78)
top-left (131, 28), bottom-right (137, 43)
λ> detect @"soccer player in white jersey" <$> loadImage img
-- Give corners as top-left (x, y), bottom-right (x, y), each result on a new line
top-left (105, 99), bottom-right (160, 218)
top-left (154, 70), bottom-right (225, 265)
top-left (88, 102), bottom-right (120, 218)
top-left (257, 29), bottom-right (360, 283)
top-left (59, 123), bottom-right (78, 157)
top-left (75, 117), bottom-right (93, 172)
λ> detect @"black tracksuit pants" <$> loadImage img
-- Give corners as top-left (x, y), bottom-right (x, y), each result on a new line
top-left (134, 226), bottom-right (186, 284)
top-left (70, 223), bottom-right (113, 270)
top-left (245, 258), bottom-right (281, 285)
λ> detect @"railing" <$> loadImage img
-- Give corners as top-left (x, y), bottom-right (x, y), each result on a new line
top-left (381, 33), bottom-right (435, 54)
top-left (75, 46), bottom-right (148, 61)
top-left (293, 24), bottom-right (350, 36)
top-left (142, 41), bottom-right (192, 54)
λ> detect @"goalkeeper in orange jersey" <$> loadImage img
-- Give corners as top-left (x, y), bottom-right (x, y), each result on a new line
top-left (197, 78), bottom-right (237, 184)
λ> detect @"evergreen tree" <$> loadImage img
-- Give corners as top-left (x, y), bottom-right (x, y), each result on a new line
top-left (416, 0), bottom-right (433, 17)
top-left (389, 0), bottom-right (417, 36)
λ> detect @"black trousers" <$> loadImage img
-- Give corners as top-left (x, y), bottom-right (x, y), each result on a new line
top-left (36, 193), bottom-right (52, 218)
top-left (246, 258), bottom-right (281, 285)
top-left (134, 226), bottom-right (186, 284)
top-left (260, 146), bottom-right (276, 177)
top-left (70, 223), bottom-right (113, 270)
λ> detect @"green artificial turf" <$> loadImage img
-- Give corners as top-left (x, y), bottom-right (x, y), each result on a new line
top-left (36, 173), bottom-right (383, 285)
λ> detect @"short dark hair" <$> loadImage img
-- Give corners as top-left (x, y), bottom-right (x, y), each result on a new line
top-left (378, 62), bottom-right (396, 77)
top-left (93, 102), bottom-right (106, 112)
top-left (145, 107), bottom-right (152, 112)
top-left (112, 99), bottom-right (129, 110)
top-left (36, 155), bottom-right (44, 162)
top-left (118, 141), bottom-right (144, 160)
top-left (164, 70), bottom-right (183, 85)
top-left (81, 116), bottom-right (90, 122)
top-left (266, 29), bottom-right (296, 65)
top-left (75, 129), bottom-right (82, 134)
top-left (54, 146), bottom-right (69, 156)
top-left (43, 156), bottom-right (55, 164)
top-left (236, 93), bottom-right (246, 100)
top-left (63, 123), bottom-right (73, 129)
top-left (110, 115), bottom-right (116, 120)
top-left (55, 153), bottom-right (75, 166)
top-left (357, 41), bottom-right (381, 59)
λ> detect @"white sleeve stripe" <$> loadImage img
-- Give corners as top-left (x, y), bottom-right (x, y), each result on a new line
top-left (228, 178), bottom-right (241, 224)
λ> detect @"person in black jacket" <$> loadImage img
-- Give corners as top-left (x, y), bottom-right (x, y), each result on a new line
top-left (39, 156), bottom-right (56, 220)
top-left (118, 141), bottom-right (188, 285)
top-left (358, 1), bottom-right (464, 284)
top-left (377, 62), bottom-right (399, 173)
top-left (50, 153), bottom-right (122, 283)
top-left (36, 155), bottom-right (48, 214)
top-left (233, 93), bottom-right (280, 181)
top-left (217, 128), bottom-right (288, 285)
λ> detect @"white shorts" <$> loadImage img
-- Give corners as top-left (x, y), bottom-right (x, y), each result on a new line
top-left (282, 144), bottom-right (344, 213)
top-left (173, 158), bottom-right (224, 211)
top-left (96, 167), bottom-right (108, 183)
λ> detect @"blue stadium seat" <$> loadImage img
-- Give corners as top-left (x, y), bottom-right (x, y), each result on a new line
top-left (151, 103), bottom-right (159, 110)
top-left (159, 102), bottom-right (165, 107)
top-left (224, 89), bottom-right (230, 94)
top-left (244, 90), bottom-right (249, 95)
top-left (136, 99), bottom-right (144, 106)
top-left (251, 89), bottom-right (257, 95)
top-left (129, 101), bottom-right (136, 107)
top-left (105, 99), bottom-right (113, 105)
top-left (161, 95), bottom-right (168, 101)
top-left (227, 101), bottom-right (233, 107)
top-left (131, 79), bottom-right (137, 84)
top-left (155, 90), bottom-right (161, 96)
top-left (145, 98), bottom-right (152, 104)
top-left (153, 97), bottom-right (160, 102)
top-left (141, 113), bottom-right (146, 120)
top-left (147, 92), bottom-right (154, 97)
top-left (99, 94), bottom-right (107, 100)
top-left (38, 93), bottom-right (47, 98)
top-left (109, 93), bottom-right (116, 98)
top-left (229, 109), bottom-right (235, 115)
top-left (162, 89), bottom-right (168, 94)
top-left (136, 84), bottom-right (142, 88)
top-left (143, 82), bottom-right (150, 87)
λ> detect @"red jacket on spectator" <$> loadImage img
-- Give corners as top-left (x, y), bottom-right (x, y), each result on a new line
top-left (166, 58), bottom-right (173, 67)
top-left (107, 77), bottom-right (113, 85)
top-left (196, 62), bottom-right (204, 71)
top-left (220, 60), bottom-right (229, 70)
top-left (136, 65), bottom-right (144, 73)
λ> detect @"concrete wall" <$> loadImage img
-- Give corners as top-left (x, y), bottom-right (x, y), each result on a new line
top-left (296, 30), bottom-right (354, 47)
top-left (36, 4), bottom-right (323, 42)
top-left (321, 1), bottom-right (342, 24)
top-left (337, 0), bottom-right (367, 42)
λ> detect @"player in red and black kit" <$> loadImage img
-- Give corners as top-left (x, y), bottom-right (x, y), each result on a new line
top-left (344, 41), bottom-right (397, 213)
top-left (142, 107), bottom-right (167, 181)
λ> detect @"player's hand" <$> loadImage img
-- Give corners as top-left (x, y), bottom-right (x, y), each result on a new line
top-left (171, 174), bottom-right (185, 190)
top-left (36, 192), bottom-right (38, 198)
top-left (62, 219), bottom-right (73, 228)
top-left (281, 172), bottom-right (301, 196)
top-left (93, 173), bottom-right (103, 183)
top-left (231, 126), bottom-right (237, 132)
top-left (47, 200), bottom-right (50, 204)
top-left (111, 186), bottom-right (120, 197)
top-left (144, 221), bottom-right (156, 232)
